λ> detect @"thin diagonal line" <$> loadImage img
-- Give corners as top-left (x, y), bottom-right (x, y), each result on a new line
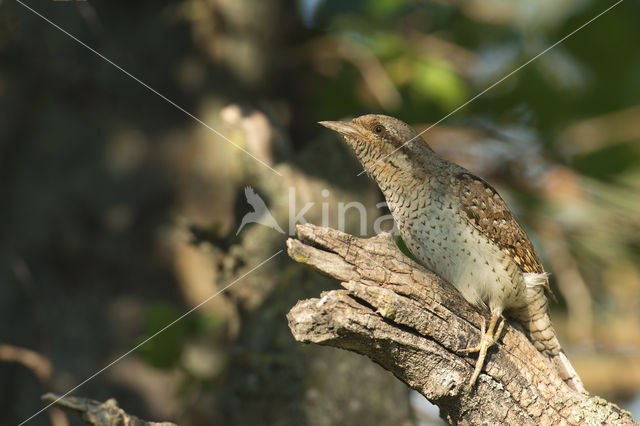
top-left (357, 0), bottom-right (625, 176)
top-left (14, 0), bottom-right (282, 177)
top-left (18, 249), bottom-right (283, 425)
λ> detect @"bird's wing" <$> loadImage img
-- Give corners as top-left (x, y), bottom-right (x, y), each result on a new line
top-left (455, 172), bottom-right (545, 276)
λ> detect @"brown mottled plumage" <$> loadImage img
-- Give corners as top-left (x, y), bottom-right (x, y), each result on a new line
top-left (456, 174), bottom-right (546, 274)
top-left (320, 114), bottom-right (584, 392)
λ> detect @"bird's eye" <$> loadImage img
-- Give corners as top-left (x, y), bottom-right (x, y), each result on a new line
top-left (373, 125), bottom-right (384, 134)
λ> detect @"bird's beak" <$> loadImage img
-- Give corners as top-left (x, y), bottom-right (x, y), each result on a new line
top-left (318, 120), bottom-right (361, 138)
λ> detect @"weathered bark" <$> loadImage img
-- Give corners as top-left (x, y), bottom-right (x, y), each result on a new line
top-left (286, 223), bottom-right (635, 425)
top-left (41, 393), bottom-right (176, 426)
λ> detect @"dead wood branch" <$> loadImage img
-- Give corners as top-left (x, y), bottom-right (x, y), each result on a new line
top-left (41, 393), bottom-right (176, 426)
top-left (286, 223), bottom-right (635, 425)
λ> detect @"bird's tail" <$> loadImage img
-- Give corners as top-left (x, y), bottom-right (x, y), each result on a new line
top-left (510, 283), bottom-right (586, 393)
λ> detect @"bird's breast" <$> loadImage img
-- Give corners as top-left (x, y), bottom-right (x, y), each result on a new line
top-left (390, 192), bottom-right (527, 312)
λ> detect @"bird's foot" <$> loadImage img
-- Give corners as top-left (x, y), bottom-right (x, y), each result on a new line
top-left (457, 312), bottom-right (505, 391)
top-left (457, 317), bottom-right (487, 354)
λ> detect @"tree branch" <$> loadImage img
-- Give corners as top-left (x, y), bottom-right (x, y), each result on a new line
top-left (286, 224), bottom-right (634, 425)
top-left (41, 393), bottom-right (176, 426)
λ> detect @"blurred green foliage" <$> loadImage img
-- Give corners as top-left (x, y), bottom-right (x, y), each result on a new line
top-left (137, 303), bottom-right (192, 369)
top-left (136, 303), bottom-right (223, 370)
top-left (572, 143), bottom-right (640, 181)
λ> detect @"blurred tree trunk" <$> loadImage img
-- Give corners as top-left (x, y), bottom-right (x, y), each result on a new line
top-left (179, 1), bottom-right (416, 424)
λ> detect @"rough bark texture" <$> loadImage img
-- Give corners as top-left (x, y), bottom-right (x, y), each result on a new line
top-left (41, 393), bottom-right (176, 426)
top-left (286, 223), bottom-right (635, 425)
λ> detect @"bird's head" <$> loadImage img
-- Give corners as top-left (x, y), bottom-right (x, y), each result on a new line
top-left (319, 114), bottom-right (432, 178)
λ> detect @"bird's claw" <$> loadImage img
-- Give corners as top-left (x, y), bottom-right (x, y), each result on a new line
top-left (457, 317), bottom-right (487, 354)
top-left (456, 312), bottom-right (504, 391)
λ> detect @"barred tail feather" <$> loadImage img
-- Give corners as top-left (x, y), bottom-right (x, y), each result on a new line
top-left (554, 347), bottom-right (586, 393)
top-left (512, 274), bottom-right (586, 393)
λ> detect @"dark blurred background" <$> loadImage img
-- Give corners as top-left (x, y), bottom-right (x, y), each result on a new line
top-left (1, 0), bottom-right (639, 425)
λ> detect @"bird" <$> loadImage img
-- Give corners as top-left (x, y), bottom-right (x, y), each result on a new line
top-left (319, 114), bottom-right (585, 393)
top-left (236, 186), bottom-right (285, 235)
